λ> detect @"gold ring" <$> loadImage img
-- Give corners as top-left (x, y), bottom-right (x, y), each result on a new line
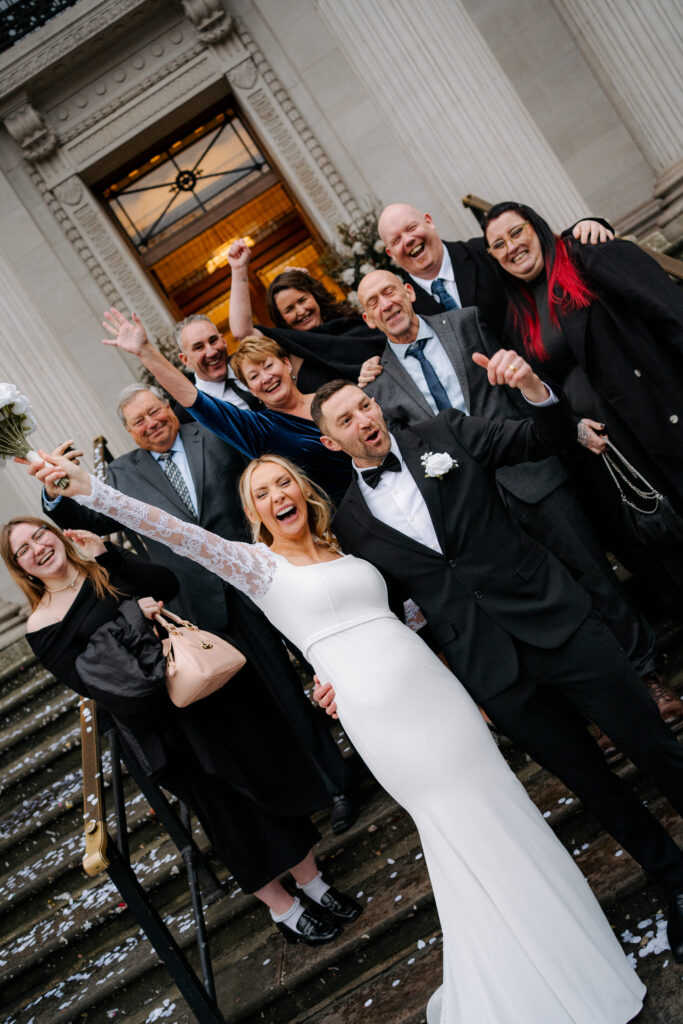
top-left (508, 364), bottom-right (518, 372)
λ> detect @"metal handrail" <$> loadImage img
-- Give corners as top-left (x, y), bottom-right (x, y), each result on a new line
top-left (77, 436), bottom-right (225, 1022)
top-left (461, 194), bottom-right (683, 281)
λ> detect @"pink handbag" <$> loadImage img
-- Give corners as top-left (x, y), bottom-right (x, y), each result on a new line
top-left (154, 609), bottom-right (246, 707)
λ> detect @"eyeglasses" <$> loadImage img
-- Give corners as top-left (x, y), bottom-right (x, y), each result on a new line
top-left (487, 222), bottom-right (531, 255)
top-left (14, 526), bottom-right (49, 562)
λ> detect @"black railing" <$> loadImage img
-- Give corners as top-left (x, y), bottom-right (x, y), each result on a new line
top-left (0, 0), bottom-right (81, 53)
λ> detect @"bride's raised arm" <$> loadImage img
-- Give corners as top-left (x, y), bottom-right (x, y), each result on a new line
top-left (28, 452), bottom-right (278, 600)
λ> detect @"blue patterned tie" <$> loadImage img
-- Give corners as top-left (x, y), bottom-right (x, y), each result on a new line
top-left (405, 339), bottom-right (452, 412)
top-left (157, 452), bottom-right (197, 517)
top-left (431, 278), bottom-right (458, 310)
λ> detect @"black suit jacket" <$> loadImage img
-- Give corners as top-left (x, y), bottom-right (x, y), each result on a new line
top-left (399, 237), bottom-right (508, 334)
top-left (365, 307), bottom-right (569, 503)
top-left (44, 421), bottom-right (249, 632)
top-left (332, 401), bottom-right (590, 701)
top-left (401, 221), bottom-right (614, 335)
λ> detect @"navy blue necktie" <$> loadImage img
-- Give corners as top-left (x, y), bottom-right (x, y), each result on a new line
top-left (431, 278), bottom-right (458, 310)
top-left (405, 338), bottom-right (453, 412)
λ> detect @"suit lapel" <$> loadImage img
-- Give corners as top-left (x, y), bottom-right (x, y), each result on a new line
top-left (180, 423), bottom-right (205, 519)
top-left (425, 313), bottom-right (472, 412)
top-left (342, 476), bottom-right (442, 559)
top-left (133, 447), bottom-right (194, 520)
top-left (447, 241), bottom-right (478, 309)
top-left (397, 432), bottom-right (450, 554)
top-left (380, 345), bottom-right (433, 418)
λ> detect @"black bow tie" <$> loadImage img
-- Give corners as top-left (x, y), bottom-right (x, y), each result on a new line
top-left (360, 451), bottom-right (401, 489)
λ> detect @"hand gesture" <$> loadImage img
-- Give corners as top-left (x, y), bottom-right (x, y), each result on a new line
top-left (137, 596), bottom-right (164, 621)
top-left (313, 674), bottom-right (338, 719)
top-left (227, 238), bottom-right (252, 270)
top-left (25, 450), bottom-right (92, 498)
top-left (15, 440), bottom-right (83, 498)
top-left (471, 349), bottom-right (549, 404)
top-left (102, 308), bottom-right (149, 357)
top-left (572, 220), bottom-right (614, 245)
top-left (62, 529), bottom-right (107, 559)
top-left (577, 418), bottom-right (607, 454)
top-left (358, 355), bottom-right (383, 388)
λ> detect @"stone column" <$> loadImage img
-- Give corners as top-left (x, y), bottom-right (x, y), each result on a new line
top-left (552, 0), bottom-right (683, 239)
top-left (316, 0), bottom-right (589, 236)
top-left (0, 246), bottom-right (131, 510)
top-left (2, 97), bottom-right (176, 354)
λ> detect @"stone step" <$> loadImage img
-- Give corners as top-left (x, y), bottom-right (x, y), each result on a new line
top-left (0, 788), bottom-right (415, 1023)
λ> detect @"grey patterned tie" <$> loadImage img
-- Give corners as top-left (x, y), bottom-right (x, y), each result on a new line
top-left (156, 451), bottom-right (196, 517)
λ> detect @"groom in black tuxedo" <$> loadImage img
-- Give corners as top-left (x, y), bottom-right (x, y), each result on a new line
top-left (311, 371), bottom-right (683, 959)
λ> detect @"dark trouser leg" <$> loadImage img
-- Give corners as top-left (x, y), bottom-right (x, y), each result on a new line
top-left (503, 482), bottom-right (655, 675)
top-left (226, 589), bottom-right (357, 796)
top-left (483, 616), bottom-right (683, 890)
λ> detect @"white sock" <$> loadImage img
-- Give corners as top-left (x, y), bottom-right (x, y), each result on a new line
top-left (270, 895), bottom-right (305, 930)
top-left (297, 870), bottom-right (331, 904)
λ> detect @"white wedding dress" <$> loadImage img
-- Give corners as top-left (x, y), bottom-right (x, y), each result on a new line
top-left (76, 479), bottom-right (645, 1023)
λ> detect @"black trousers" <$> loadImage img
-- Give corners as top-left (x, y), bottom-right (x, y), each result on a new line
top-left (503, 482), bottom-right (655, 675)
top-left (476, 612), bottom-right (683, 891)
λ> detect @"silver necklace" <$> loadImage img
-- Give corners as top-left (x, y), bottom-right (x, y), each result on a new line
top-left (44, 571), bottom-right (82, 594)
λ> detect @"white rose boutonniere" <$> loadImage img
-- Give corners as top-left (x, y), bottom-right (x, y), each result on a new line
top-left (420, 451), bottom-right (458, 479)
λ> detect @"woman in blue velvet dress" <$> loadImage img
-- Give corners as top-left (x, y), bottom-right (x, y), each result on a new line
top-left (101, 311), bottom-right (353, 505)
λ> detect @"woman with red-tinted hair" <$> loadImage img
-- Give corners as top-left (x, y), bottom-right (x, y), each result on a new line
top-left (483, 201), bottom-right (683, 613)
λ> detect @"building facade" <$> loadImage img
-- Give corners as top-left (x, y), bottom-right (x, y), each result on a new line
top-left (0, 0), bottom-right (681, 600)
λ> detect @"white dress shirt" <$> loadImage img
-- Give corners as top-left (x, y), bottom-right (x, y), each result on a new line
top-left (195, 366), bottom-right (252, 410)
top-left (355, 436), bottom-right (443, 554)
top-left (150, 434), bottom-right (198, 515)
top-left (409, 246), bottom-right (462, 309)
top-left (388, 316), bottom-right (469, 416)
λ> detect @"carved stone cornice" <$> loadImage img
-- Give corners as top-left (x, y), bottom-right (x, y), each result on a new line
top-left (0, 0), bottom-right (157, 101)
top-left (4, 100), bottom-right (58, 162)
top-left (230, 18), bottom-right (361, 225)
top-left (182, 0), bottom-right (233, 43)
top-left (57, 39), bottom-right (205, 146)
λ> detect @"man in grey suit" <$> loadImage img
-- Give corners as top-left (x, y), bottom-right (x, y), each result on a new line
top-left (43, 383), bottom-right (358, 831)
top-left (356, 269), bottom-right (683, 732)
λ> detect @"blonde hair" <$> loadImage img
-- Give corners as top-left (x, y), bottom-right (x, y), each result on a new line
top-left (239, 455), bottom-right (341, 552)
top-left (0, 516), bottom-right (120, 610)
top-left (231, 335), bottom-right (289, 384)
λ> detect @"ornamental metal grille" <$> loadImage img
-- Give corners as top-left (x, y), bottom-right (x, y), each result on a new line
top-left (0, 0), bottom-right (81, 53)
top-left (101, 110), bottom-right (270, 254)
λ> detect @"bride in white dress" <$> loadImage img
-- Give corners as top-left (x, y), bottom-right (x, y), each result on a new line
top-left (31, 450), bottom-right (645, 1024)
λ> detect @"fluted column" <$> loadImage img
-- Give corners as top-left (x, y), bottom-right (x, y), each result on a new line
top-left (316, 0), bottom-right (588, 235)
top-left (0, 247), bottom-right (131, 511)
top-left (552, 0), bottom-right (683, 239)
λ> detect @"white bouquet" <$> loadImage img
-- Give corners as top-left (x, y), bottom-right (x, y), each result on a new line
top-left (0, 383), bottom-right (69, 488)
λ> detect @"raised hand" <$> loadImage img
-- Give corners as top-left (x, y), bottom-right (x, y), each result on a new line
top-left (62, 529), bottom-right (107, 559)
top-left (358, 355), bottom-right (383, 388)
top-left (102, 308), bottom-right (149, 356)
top-left (227, 238), bottom-right (252, 270)
top-left (471, 349), bottom-right (549, 404)
top-left (27, 450), bottom-right (92, 498)
top-left (577, 418), bottom-right (608, 454)
top-left (313, 674), bottom-right (338, 719)
top-left (572, 220), bottom-right (614, 245)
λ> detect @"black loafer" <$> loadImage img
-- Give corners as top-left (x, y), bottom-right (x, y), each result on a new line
top-left (275, 904), bottom-right (342, 946)
top-left (667, 892), bottom-right (683, 962)
top-left (319, 886), bottom-right (363, 922)
top-left (330, 792), bottom-right (359, 835)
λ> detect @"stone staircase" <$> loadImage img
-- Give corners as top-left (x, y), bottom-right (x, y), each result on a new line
top-left (1, 614), bottom-right (683, 1024)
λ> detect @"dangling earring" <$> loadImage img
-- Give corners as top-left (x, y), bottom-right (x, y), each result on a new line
top-left (290, 371), bottom-right (297, 382)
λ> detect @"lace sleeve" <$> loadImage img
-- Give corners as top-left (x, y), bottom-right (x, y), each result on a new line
top-left (74, 476), bottom-right (278, 599)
